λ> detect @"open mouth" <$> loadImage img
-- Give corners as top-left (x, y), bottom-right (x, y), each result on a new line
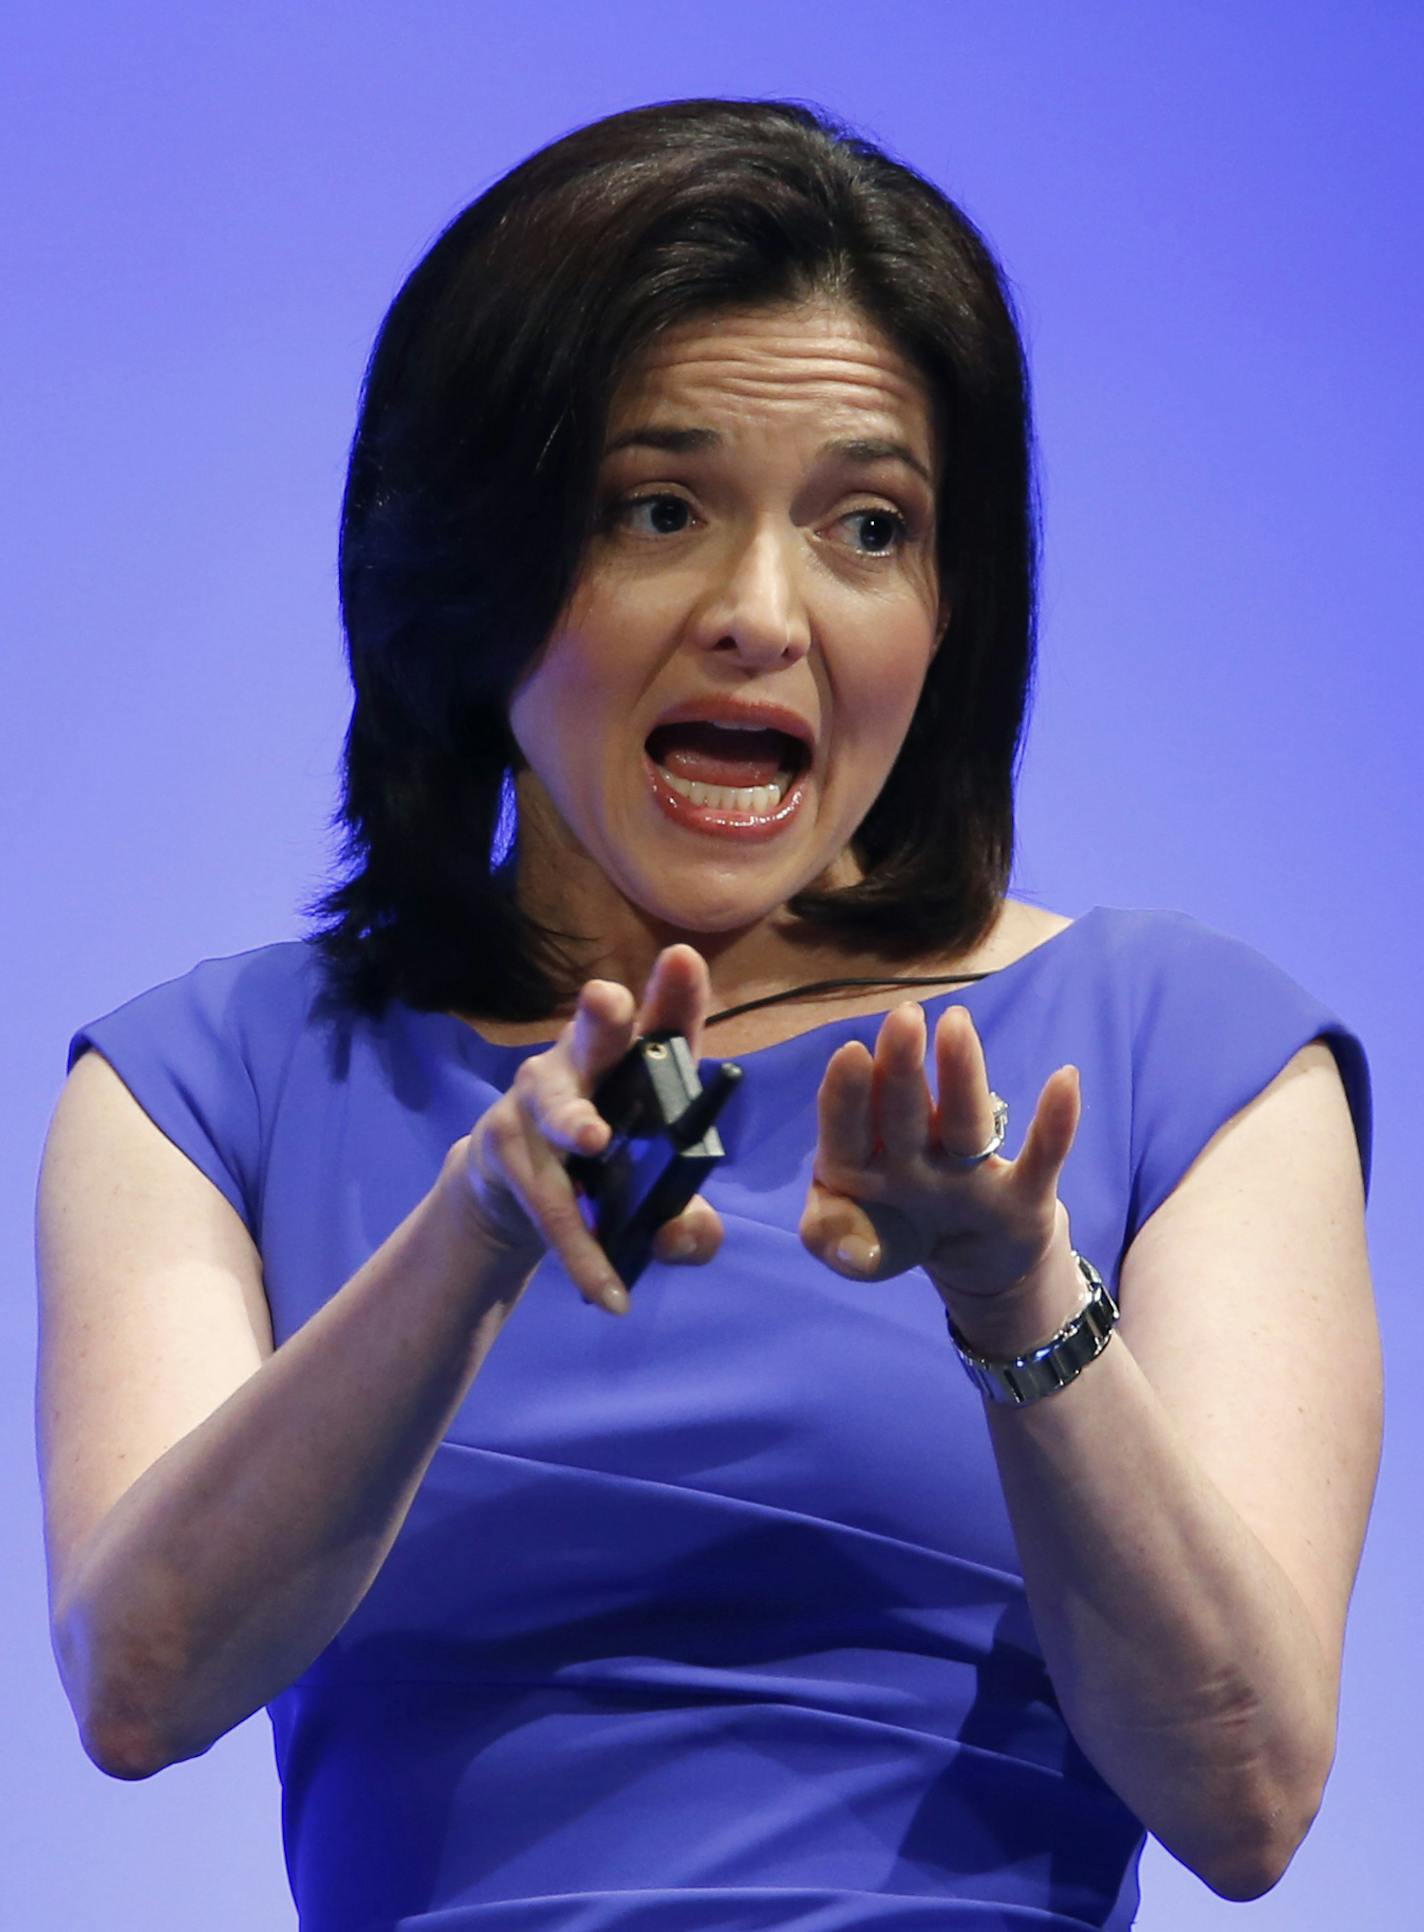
top-left (644, 721), bottom-right (810, 817)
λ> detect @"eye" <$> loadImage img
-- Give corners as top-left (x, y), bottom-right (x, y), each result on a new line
top-left (840, 507), bottom-right (910, 555)
top-left (612, 493), bottom-right (696, 537)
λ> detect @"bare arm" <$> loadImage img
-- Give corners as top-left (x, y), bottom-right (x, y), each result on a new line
top-left (37, 952), bottom-right (720, 1779)
top-left (802, 1014), bottom-right (1380, 1901)
top-left (38, 1055), bottom-right (521, 1779)
top-left (975, 1043), bottom-right (1380, 1898)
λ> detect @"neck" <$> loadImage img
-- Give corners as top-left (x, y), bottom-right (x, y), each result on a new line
top-left (515, 865), bottom-right (1005, 1031)
top-left (538, 906), bottom-right (927, 1024)
top-left (508, 778), bottom-right (911, 1019)
top-left (504, 772), bottom-right (1012, 1027)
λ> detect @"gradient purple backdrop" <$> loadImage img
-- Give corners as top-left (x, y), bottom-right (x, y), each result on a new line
top-left (5, 4), bottom-right (1419, 1925)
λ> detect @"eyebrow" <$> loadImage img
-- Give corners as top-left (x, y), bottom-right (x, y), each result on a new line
top-left (602, 425), bottom-right (934, 488)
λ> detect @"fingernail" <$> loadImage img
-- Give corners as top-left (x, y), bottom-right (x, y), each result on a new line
top-left (835, 1235), bottom-right (879, 1271)
top-left (663, 1229), bottom-right (697, 1261)
top-left (601, 1282), bottom-right (629, 1315)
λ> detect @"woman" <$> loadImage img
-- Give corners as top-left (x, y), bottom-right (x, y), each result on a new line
top-left (37, 100), bottom-right (1379, 1929)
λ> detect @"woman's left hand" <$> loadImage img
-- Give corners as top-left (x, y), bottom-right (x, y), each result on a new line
top-left (799, 1001), bottom-right (1084, 1344)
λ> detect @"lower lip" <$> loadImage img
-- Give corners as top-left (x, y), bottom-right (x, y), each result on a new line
top-left (644, 755), bottom-right (810, 842)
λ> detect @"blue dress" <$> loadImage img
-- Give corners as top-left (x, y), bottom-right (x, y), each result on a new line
top-left (70, 907), bottom-right (1372, 1930)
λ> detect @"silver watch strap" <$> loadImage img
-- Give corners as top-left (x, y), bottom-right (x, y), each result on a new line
top-left (945, 1251), bottom-right (1119, 1407)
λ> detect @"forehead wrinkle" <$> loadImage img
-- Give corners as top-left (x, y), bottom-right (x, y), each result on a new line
top-left (605, 423), bottom-right (934, 492)
top-left (610, 307), bottom-right (937, 476)
top-left (612, 366), bottom-right (931, 454)
top-left (622, 312), bottom-right (925, 388)
top-left (626, 347), bottom-right (922, 402)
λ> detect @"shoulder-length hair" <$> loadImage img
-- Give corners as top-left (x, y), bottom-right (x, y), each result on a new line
top-left (307, 97), bottom-right (1039, 1019)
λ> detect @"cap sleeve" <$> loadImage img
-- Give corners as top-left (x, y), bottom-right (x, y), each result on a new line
top-left (1124, 912), bottom-right (1372, 1245)
top-left (67, 944), bottom-right (311, 1238)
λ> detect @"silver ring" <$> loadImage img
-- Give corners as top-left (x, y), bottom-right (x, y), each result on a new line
top-left (944, 1092), bottom-right (1008, 1169)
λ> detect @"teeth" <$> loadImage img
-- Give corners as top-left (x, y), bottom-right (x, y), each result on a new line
top-left (660, 767), bottom-right (791, 815)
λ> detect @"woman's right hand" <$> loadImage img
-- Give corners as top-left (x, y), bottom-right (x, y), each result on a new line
top-left (445, 943), bottom-right (726, 1312)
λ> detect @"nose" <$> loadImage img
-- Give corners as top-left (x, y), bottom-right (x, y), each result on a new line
top-left (689, 522), bottom-right (812, 668)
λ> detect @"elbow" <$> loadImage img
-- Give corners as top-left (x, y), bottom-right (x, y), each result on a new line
top-left (1198, 1836), bottom-right (1299, 1903)
top-left (1198, 1817), bottom-right (1311, 1903)
top-left (77, 1682), bottom-right (215, 1781)
top-left (1186, 1745), bottom-right (1332, 1902)
top-left (55, 1593), bottom-right (193, 1783)
top-left (72, 1669), bottom-right (214, 1782)
top-left (81, 1712), bottom-right (168, 1782)
top-left (80, 1701), bottom-right (216, 1782)
top-left (69, 1655), bottom-right (177, 1780)
top-left (1131, 1672), bottom-right (1336, 1903)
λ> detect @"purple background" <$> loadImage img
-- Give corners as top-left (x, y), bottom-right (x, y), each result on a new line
top-left (5, 3), bottom-right (1419, 1923)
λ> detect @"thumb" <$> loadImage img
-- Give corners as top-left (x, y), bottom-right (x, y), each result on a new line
top-left (799, 1180), bottom-right (884, 1278)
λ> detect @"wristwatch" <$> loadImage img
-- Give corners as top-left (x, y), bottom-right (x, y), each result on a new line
top-left (945, 1251), bottom-right (1119, 1407)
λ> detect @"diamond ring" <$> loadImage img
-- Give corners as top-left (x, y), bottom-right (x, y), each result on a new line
top-left (944, 1092), bottom-right (1008, 1169)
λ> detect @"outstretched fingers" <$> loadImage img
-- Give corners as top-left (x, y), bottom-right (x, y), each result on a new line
top-left (873, 1003), bottom-right (933, 1163)
top-left (817, 1037), bottom-right (877, 1174)
top-left (932, 1007), bottom-right (1080, 1191)
top-left (932, 1004), bottom-right (1001, 1162)
top-left (1009, 1065), bottom-right (1082, 1198)
top-left (802, 1039), bottom-right (881, 1272)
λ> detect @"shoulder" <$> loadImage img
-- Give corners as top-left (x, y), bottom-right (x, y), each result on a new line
top-left (949, 899), bottom-right (1269, 980)
top-left (1036, 904), bottom-right (1349, 1044)
top-left (1077, 906), bottom-right (1374, 1226)
top-left (64, 940), bottom-right (336, 1233)
top-left (1087, 904), bottom-right (1283, 969)
top-left (1086, 905), bottom-right (1357, 1068)
top-left (151, 936), bottom-right (320, 1017)
top-left (69, 939), bottom-right (325, 1074)
top-left (962, 900), bottom-right (1294, 1002)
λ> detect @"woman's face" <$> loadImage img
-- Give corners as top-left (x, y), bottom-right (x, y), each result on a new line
top-left (507, 298), bottom-right (946, 946)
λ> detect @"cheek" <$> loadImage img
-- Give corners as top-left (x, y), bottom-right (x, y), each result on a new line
top-left (508, 634), bottom-right (632, 833)
top-left (509, 672), bottom-right (582, 814)
top-left (841, 620), bottom-right (935, 740)
top-left (510, 630), bottom-right (608, 742)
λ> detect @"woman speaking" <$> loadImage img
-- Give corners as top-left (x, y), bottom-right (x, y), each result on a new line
top-left (36, 99), bottom-right (1379, 1930)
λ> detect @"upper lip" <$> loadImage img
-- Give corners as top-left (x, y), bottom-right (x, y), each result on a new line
top-left (646, 694), bottom-right (816, 758)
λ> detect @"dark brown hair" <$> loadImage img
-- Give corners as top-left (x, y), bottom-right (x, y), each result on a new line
top-left (308, 97), bottom-right (1039, 1017)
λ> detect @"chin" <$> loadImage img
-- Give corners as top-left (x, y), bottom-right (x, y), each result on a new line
top-left (634, 839), bottom-right (857, 936)
top-left (645, 894), bottom-right (775, 938)
top-left (623, 862), bottom-right (781, 929)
